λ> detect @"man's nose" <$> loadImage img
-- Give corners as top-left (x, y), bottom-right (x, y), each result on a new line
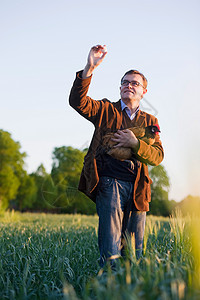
top-left (127, 82), bottom-right (132, 88)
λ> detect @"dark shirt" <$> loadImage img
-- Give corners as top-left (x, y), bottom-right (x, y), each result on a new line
top-left (97, 153), bottom-right (137, 181)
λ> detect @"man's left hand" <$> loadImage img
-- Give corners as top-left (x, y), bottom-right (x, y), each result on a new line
top-left (111, 129), bottom-right (139, 150)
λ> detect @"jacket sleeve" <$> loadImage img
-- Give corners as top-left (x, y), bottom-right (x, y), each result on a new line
top-left (69, 70), bottom-right (104, 125)
top-left (134, 119), bottom-right (164, 166)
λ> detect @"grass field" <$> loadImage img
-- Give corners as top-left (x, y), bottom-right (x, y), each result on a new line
top-left (0, 211), bottom-right (199, 299)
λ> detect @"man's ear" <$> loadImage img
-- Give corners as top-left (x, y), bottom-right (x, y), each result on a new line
top-left (143, 88), bottom-right (147, 95)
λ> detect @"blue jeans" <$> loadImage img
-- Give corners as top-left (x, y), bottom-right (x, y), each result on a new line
top-left (96, 176), bottom-right (146, 267)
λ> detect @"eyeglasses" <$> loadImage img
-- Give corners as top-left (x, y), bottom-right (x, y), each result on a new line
top-left (121, 80), bottom-right (145, 89)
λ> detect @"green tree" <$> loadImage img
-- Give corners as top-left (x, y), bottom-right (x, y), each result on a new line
top-left (177, 195), bottom-right (200, 216)
top-left (51, 146), bottom-right (96, 214)
top-left (15, 170), bottom-right (37, 210)
top-left (30, 164), bottom-right (54, 211)
top-left (0, 130), bottom-right (26, 210)
top-left (149, 164), bottom-right (173, 216)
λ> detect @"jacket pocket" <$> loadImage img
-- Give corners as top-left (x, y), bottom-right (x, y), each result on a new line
top-left (145, 175), bottom-right (152, 202)
top-left (145, 175), bottom-right (153, 185)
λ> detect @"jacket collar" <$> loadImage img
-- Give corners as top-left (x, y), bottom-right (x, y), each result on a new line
top-left (134, 109), bottom-right (146, 126)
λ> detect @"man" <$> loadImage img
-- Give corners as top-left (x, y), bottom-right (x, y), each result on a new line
top-left (69, 45), bottom-right (164, 268)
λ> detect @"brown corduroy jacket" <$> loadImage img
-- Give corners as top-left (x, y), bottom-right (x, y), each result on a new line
top-left (69, 71), bottom-right (164, 211)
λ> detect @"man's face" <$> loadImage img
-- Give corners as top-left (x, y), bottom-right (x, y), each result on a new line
top-left (120, 74), bottom-right (147, 103)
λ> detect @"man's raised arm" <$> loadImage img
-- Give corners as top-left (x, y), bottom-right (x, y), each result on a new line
top-left (69, 44), bottom-right (108, 124)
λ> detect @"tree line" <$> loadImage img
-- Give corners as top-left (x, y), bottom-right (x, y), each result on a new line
top-left (0, 129), bottom-right (178, 216)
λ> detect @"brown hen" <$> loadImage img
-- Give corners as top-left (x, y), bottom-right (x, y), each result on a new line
top-left (102, 125), bottom-right (160, 160)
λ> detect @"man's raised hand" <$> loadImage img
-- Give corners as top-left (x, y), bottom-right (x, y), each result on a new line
top-left (88, 45), bottom-right (107, 68)
top-left (82, 45), bottom-right (107, 79)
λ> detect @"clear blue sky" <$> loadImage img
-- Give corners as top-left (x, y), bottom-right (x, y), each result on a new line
top-left (0, 0), bottom-right (200, 202)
